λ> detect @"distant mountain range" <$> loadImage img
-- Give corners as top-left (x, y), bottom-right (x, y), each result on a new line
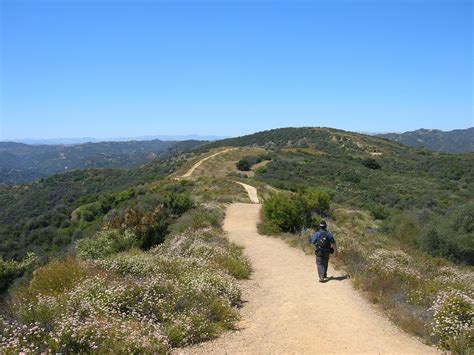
top-left (6, 134), bottom-right (228, 145)
top-left (377, 127), bottom-right (473, 153)
top-left (7, 128), bottom-right (473, 153)
top-left (0, 139), bottom-right (205, 185)
top-left (2, 127), bottom-right (472, 185)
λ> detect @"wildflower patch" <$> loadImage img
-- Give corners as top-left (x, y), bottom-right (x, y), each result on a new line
top-left (0, 204), bottom-right (250, 353)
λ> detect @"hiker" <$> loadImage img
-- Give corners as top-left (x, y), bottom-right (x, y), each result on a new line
top-left (309, 220), bottom-right (337, 282)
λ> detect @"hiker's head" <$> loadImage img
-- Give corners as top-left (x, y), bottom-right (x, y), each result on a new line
top-left (319, 220), bottom-right (327, 229)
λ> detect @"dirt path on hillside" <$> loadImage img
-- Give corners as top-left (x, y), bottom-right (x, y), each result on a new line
top-left (234, 182), bottom-right (259, 203)
top-left (177, 185), bottom-right (438, 354)
top-left (181, 148), bottom-right (236, 178)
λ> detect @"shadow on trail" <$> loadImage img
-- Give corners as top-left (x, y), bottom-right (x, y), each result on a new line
top-left (327, 275), bottom-right (349, 282)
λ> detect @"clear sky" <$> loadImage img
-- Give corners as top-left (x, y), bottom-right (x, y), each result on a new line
top-left (0, 0), bottom-right (472, 140)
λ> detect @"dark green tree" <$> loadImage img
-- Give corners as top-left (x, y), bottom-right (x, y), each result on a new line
top-left (236, 159), bottom-right (251, 171)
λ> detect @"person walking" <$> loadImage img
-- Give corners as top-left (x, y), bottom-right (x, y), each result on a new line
top-left (309, 220), bottom-right (337, 282)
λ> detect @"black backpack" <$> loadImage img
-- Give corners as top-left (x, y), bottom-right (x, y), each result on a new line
top-left (316, 230), bottom-right (331, 251)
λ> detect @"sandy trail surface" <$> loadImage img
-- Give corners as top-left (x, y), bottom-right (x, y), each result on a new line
top-left (177, 198), bottom-right (438, 354)
top-left (181, 148), bottom-right (236, 178)
top-left (234, 182), bottom-right (260, 203)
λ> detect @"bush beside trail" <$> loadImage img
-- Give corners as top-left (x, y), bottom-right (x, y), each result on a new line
top-left (260, 189), bottom-right (331, 233)
top-left (0, 253), bottom-right (38, 292)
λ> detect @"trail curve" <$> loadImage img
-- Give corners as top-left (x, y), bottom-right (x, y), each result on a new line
top-left (234, 181), bottom-right (259, 203)
top-left (180, 148), bottom-right (236, 178)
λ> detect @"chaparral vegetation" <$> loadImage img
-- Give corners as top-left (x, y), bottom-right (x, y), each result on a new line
top-left (0, 178), bottom-right (251, 353)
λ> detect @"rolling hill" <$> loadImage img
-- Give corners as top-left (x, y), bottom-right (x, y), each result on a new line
top-left (199, 127), bottom-right (474, 263)
top-left (377, 127), bottom-right (474, 153)
top-left (0, 139), bottom-right (205, 185)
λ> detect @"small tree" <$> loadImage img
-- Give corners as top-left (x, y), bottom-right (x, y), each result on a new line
top-left (236, 159), bottom-right (251, 171)
top-left (362, 158), bottom-right (381, 170)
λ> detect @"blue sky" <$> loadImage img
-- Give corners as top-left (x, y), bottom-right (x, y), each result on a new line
top-left (1, 0), bottom-right (472, 140)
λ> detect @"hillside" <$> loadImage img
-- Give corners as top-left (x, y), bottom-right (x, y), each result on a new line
top-left (200, 126), bottom-right (408, 153)
top-left (0, 152), bottom-right (191, 261)
top-left (377, 127), bottom-right (474, 153)
top-left (200, 127), bottom-right (474, 264)
top-left (0, 139), bottom-right (205, 185)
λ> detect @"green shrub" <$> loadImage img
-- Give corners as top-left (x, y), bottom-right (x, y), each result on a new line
top-left (262, 193), bottom-right (300, 232)
top-left (0, 253), bottom-right (38, 292)
top-left (255, 166), bottom-right (267, 174)
top-left (262, 190), bottom-right (330, 232)
top-left (257, 219), bottom-right (281, 235)
top-left (367, 203), bottom-right (390, 220)
top-left (76, 228), bottom-right (142, 260)
top-left (77, 203), bottom-right (101, 222)
top-left (304, 188), bottom-right (331, 216)
top-left (418, 203), bottom-right (474, 264)
top-left (162, 192), bottom-right (194, 216)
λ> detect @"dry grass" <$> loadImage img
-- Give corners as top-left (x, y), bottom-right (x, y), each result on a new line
top-left (188, 147), bottom-right (268, 179)
top-left (190, 177), bottom-right (250, 204)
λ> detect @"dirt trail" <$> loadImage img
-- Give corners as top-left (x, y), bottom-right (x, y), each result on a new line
top-left (176, 154), bottom-right (437, 353)
top-left (178, 184), bottom-right (438, 354)
top-left (180, 148), bottom-right (236, 178)
top-left (234, 181), bottom-right (259, 203)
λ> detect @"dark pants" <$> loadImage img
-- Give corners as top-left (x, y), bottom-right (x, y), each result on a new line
top-left (316, 251), bottom-right (330, 280)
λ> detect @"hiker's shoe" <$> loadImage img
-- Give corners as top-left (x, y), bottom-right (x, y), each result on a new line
top-left (319, 279), bottom-right (325, 283)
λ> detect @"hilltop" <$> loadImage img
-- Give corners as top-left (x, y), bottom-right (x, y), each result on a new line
top-left (377, 127), bottom-right (474, 153)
